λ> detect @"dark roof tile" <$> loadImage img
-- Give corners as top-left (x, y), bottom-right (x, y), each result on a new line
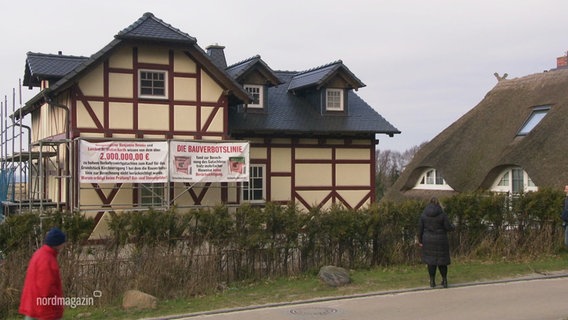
top-left (229, 71), bottom-right (399, 136)
top-left (116, 12), bottom-right (196, 44)
top-left (23, 52), bottom-right (88, 87)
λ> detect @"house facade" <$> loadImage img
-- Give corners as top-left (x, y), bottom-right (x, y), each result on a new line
top-left (13, 13), bottom-right (399, 236)
top-left (385, 53), bottom-right (568, 202)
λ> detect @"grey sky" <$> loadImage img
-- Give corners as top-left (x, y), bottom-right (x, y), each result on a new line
top-left (1, 0), bottom-right (567, 152)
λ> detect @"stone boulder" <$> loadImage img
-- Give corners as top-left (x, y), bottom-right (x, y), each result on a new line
top-left (122, 289), bottom-right (157, 310)
top-left (318, 265), bottom-right (351, 287)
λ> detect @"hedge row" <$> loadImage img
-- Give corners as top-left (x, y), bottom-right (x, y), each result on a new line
top-left (0, 189), bottom-right (565, 316)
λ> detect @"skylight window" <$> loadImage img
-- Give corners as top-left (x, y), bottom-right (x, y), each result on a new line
top-left (517, 106), bottom-right (550, 136)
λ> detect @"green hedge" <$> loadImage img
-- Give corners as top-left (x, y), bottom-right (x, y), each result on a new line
top-left (1, 189), bottom-right (565, 316)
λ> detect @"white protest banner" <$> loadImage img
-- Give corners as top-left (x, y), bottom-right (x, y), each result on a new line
top-left (170, 141), bottom-right (249, 182)
top-left (79, 140), bottom-right (168, 183)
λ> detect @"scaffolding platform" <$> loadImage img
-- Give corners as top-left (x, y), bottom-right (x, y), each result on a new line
top-left (2, 199), bottom-right (64, 215)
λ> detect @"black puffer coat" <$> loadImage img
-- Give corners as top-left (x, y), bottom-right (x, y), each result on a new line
top-left (418, 203), bottom-right (454, 266)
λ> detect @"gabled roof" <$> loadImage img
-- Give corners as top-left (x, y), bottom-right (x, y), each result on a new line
top-left (115, 12), bottom-right (196, 44)
top-left (385, 68), bottom-right (568, 201)
top-left (229, 70), bottom-right (399, 137)
top-left (23, 52), bottom-right (88, 88)
top-left (288, 60), bottom-right (365, 92)
top-left (15, 12), bottom-right (250, 119)
top-left (226, 55), bottom-right (282, 86)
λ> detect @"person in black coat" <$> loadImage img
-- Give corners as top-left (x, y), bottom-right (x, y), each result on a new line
top-left (418, 197), bottom-right (454, 288)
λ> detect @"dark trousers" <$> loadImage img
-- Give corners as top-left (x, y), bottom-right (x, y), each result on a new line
top-left (428, 264), bottom-right (448, 278)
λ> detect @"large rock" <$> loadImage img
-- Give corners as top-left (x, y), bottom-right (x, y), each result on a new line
top-left (318, 265), bottom-right (351, 287)
top-left (122, 289), bottom-right (157, 310)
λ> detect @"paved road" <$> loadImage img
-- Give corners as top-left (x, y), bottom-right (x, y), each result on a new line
top-left (152, 275), bottom-right (568, 320)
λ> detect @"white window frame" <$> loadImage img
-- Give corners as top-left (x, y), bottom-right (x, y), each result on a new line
top-left (241, 164), bottom-right (266, 203)
top-left (139, 70), bottom-right (167, 99)
top-left (139, 183), bottom-right (165, 207)
top-left (326, 88), bottom-right (344, 111)
top-left (244, 85), bottom-right (264, 109)
top-left (491, 167), bottom-right (538, 193)
top-left (414, 168), bottom-right (453, 190)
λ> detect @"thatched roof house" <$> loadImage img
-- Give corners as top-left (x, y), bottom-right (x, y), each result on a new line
top-left (385, 53), bottom-right (568, 201)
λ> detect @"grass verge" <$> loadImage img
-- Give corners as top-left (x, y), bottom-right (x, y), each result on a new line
top-left (10, 253), bottom-right (568, 319)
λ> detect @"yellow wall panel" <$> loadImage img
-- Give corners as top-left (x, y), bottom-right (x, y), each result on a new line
top-left (298, 138), bottom-right (318, 145)
top-left (203, 107), bottom-right (223, 132)
top-left (138, 104), bottom-right (169, 130)
top-left (296, 164), bottom-right (332, 186)
top-left (109, 102), bottom-right (133, 129)
top-left (174, 51), bottom-right (196, 73)
top-left (336, 148), bottom-right (369, 160)
top-left (271, 176), bottom-right (291, 201)
top-left (78, 64), bottom-right (104, 96)
top-left (110, 133), bottom-right (136, 139)
top-left (251, 147), bottom-right (267, 159)
top-left (174, 77), bottom-right (197, 101)
top-left (77, 101), bottom-right (104, 128)
top-left (271, 148), bottom-right (291, 172)
top-left (337, 190), bottom-right (370, 208)
top-left (138, 46), bottom-right (169, 64)
top-left (109, 73), bottom-right (133, 98)
top-left (353, 139), bottom-right (372, 145)
top-left (296, 148), bottom-right (332, 160)
top-left (174, 105), bottom-right (197, 131)
top-left (79, 132), bottom-right (105, 138)
top-left (336, 164), bottom-right (370, 186)
top-left (109, 46), bottom-right (133, 68)
top-left (296, 190), bottom-right (332, 209)
top-left (200, 70), bottom-right (222, 102)
top-left (271, 138), bottom-right (291, 144)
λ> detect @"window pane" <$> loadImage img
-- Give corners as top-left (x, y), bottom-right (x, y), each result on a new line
top-left (518, 108), bottom-right (549, 135)
top-left (498, 172), bottom-right (509, 186)
top-left (326, 89), bottom-right (343, 110)
top-left (512, 168), bottom-right (523, 193)
top-left (242, 165), bottom-right (264, 201)
top-left (140, 71), bottom-right (166, 97)
top-left (140, 183), bottom-right (164, 206)
top-left (245, 85), bottom-right (262, 107)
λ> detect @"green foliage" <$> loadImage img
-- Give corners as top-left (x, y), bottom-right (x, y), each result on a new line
top-left (2, 189), bottom-right (566, 318)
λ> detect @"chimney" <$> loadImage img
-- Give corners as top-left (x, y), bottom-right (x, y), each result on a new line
top-left (206, 44), bottom-right (227, 69)
top-left (557, 51), bottom-right (568, 68)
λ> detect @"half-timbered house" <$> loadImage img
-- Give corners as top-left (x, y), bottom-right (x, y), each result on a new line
top-left (11, 12), bottom-right (399, 236)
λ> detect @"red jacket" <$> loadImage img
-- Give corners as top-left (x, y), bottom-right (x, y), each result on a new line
top-left (19, 245), bottom-right (64, 320)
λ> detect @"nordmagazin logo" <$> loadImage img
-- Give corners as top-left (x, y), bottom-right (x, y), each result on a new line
top-left (36, 290), bottom-right (101, 309)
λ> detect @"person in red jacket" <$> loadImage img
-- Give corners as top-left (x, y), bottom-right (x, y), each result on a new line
top-left (19, 227), bottom-right (67, 320)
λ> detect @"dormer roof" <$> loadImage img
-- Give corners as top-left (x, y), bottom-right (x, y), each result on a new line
top-left (226, 55), bottom-right (282, 86)
top-left (288, 60), bottom-right (365, 92)
top-left (23, 52), bottom-right (88, 88)
top-left (229, 70), bottom-right (399, 137)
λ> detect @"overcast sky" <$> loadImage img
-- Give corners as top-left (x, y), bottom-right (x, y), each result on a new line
top-left (1, 0), bottom-right (567, 152)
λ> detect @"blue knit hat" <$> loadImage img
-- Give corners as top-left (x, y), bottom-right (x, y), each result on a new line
top-left (44, 227), bottom-right (66, 247)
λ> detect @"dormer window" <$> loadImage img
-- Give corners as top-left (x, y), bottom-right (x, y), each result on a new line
top-left (491, 167), bottom-right (537, 193)
top-left (326, 88), bottom-right (344, 111)
top-left (244, 84), bottom-right (264, 109)
top-left (414, 168), bottom-right (453, 190)
top-left (139, 70), bottom-right (167, 99)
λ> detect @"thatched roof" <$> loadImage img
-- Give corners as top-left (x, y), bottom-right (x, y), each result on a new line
top-left (385, 68), bottom-right (568, 201)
